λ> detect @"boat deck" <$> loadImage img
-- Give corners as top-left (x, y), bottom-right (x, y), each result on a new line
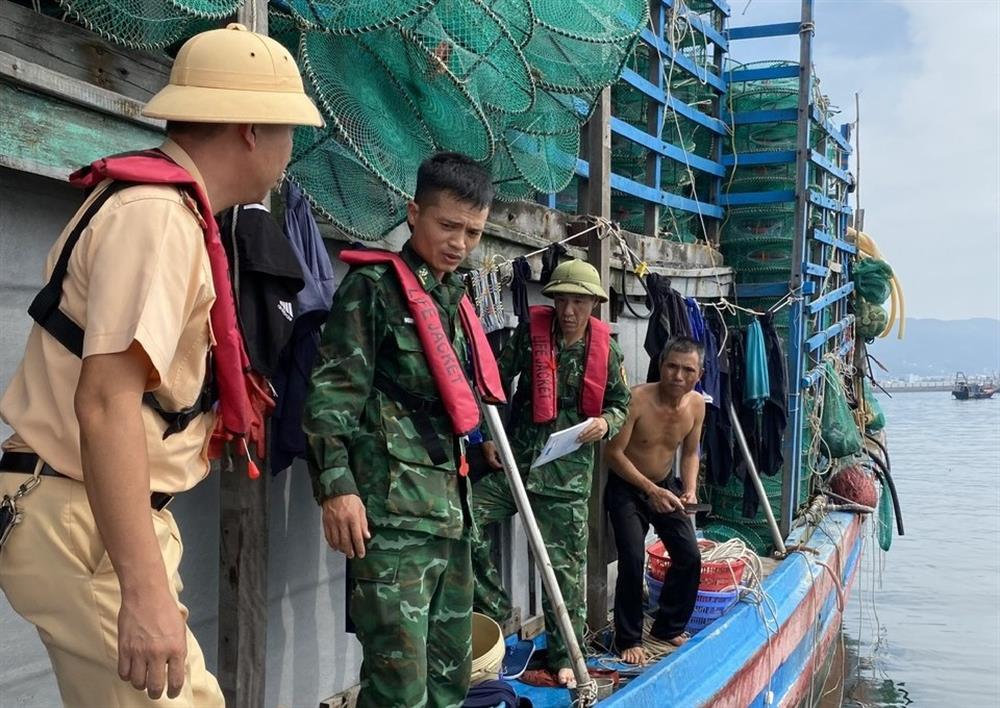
top-left (510, 513), bottom-right (862, 707)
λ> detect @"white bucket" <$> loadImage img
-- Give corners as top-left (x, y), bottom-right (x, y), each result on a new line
top-left (470, 612), bottom-right (505, 686)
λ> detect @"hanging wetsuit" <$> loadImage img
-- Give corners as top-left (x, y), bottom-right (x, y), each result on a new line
top-left (643, 273), bottom-right (692, 382)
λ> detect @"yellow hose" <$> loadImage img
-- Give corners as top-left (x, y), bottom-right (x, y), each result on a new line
top-left (847, 227), bottom-right (905, 340)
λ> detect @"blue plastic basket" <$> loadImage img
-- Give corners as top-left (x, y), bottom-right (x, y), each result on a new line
top-left (646, 575), bottom-right (741, 633)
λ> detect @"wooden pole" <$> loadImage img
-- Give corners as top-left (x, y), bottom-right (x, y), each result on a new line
top-left (218, 5), bottom-right (269, 708)
top-left (583, 88), bottom-right (612, 632)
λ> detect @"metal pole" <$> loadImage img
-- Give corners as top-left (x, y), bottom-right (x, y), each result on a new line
top-left (728, 401), bottom-right (787, 556)
top-left (780, 0), bottom-right (815, 537)
top-left (481, 404), bottom-right (597, 704)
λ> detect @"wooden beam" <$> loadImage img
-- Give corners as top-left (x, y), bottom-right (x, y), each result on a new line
top-left (0, 80), bottom-right (161, 180)
top-left (583, 87), bottom-right (613, 631)
top-left (0, 1), bottom-right (170, 101)
top-left (0, 50), bottom-right (163, 129)
top-left (216, 7), bottom-right (271, 708)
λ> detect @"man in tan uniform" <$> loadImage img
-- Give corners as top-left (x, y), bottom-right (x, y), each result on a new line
top-left (0, 24), bottom-right (321, 706)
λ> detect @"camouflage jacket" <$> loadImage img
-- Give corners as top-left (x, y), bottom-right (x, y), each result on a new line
top-left (496, 319), bottom-right (631, 501)
top-left (304, 243), bottom-right (473, 539)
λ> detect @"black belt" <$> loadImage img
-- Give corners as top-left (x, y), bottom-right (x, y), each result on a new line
top-left (0, 452), bottom-right (173, 511)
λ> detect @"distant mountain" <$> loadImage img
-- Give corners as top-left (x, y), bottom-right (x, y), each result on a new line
top-left (866, 318), bottom-right (1000, 378)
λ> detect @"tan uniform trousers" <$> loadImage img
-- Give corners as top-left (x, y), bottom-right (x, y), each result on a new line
top-left (0, 472), bottom-right (224, 708)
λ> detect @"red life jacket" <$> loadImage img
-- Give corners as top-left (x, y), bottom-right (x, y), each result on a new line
top-left (339, 249), bottom-right (506, 436)
top-left (33, 150), bottom-right (266, 466)
top-left (529, 305), bottom-right (610, 424)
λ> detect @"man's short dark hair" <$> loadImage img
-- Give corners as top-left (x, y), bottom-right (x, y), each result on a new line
top-left (659, 336), bottom-right (705, 367)
top-left (414, 152), bottom-right (494, 209)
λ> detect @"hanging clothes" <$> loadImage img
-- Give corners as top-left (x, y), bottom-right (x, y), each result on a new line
top-left (742, 318), bottom-right (770, 410)
top-left (510, 256), bottom-right (531, 324)
top-left (684, 297), bottom-right (714, 400)
top-left (734, 314), bottom-right (789, 518)
top-left (218, 204), bottom-right (305, 378)
top-left (701, 309), bottom-right (733, 486)
top-left (539, 242), bottom-right (568, 285)
top-left (270, 180), bottom-right (336, 475)
top-left (643, 273), bottom-right (691, 383)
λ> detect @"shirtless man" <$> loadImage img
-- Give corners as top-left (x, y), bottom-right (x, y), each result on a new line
top-left (604, 336), bottom-right (706, 664)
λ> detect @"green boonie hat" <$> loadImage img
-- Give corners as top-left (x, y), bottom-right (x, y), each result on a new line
top-left (541, 259), bottom-right (609, 303)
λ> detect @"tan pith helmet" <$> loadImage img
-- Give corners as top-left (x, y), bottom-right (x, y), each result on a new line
top-left (541, 259), bottom-right (609, 303)
top-left (143, 23), bottom-right (323, 126)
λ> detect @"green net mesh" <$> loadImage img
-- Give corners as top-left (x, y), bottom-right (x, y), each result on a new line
top-left (488, 142), bottom-right (538, 202)
top-left (301, 31), bottom-right (436, 196)
top-left (288, 126), bottom-right (409, 240)
top-left (481, 0), bottom-right (534, 47)
top-left (362, 28), bottom-right (494, 161)
top-left (508, 87), bottom-right (596, 135)
top-left (284, 0), bottom-right (434, 34)
top-left (524, 23), bottom-right (639, 93)
top-left (401, 0), bottom-right (534, 115)
top-left (57, 0), bottom-right (220, 49)
top-left (503, 125), bottom-right (579, 193)
top-left (877, 482), bottom-right (893, 551)
top-left (533, 0), bottom-right (648, 44)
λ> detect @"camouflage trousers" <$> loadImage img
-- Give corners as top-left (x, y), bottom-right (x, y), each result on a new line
top-left (470, 471), bottom-right (589, 672)
top-left (350, 528), bottom-right (472, 708)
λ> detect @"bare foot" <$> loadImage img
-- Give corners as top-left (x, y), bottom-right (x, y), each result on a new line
top-left (620, 645), bottom-right (647, 665)
top-left (557, 667), bottom-right (577, 688)
top-left (666, 632), bottom-right (690, 647)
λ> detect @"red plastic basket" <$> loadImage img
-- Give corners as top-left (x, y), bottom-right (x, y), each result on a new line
top-left (645, 539), bottom-right (745, 590)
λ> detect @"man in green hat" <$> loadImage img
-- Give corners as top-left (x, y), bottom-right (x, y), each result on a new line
top-left (472, 259), bottom-right (631, 687)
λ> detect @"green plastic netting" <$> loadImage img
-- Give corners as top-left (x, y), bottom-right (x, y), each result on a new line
top-left (863, 378), bottom-right (886, 432)
top-left (401, 0), bottom-right (535, 115)
top-left (361, 27), bottom-right (494, 161)
top-left (301, 31), bottom-right (436, 196)
top-left (481, 0), bottom-right (534, 47)
top-left (853, 259), bottom-right (894, 305)
top-left (503, 124), bottom-right (579, 193)
top-left (508, 87), bottom-right (596, 135)
top-left (819, 362), bottom-right (863, 460)
top-left (57, 0), bottom-right (224, 49)
top-left (533, 0), bottom-right (648, 44)
top-left (856, 299), bottom-right (888, 340)
top-left (288, 126), bottom-right (409, 239)
top-left (524, 22), bottom-right (639, 93)
top-left (284, 0), bottom-right (434, 34)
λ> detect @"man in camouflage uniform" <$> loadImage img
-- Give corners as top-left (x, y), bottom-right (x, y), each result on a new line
top-left (304, 153), bottom-right (495, 708)
top-left (475, 259), bottom-right (631, 686)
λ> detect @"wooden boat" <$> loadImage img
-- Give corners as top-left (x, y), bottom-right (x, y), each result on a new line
top-left (513, 511), bottom-right (865, 707)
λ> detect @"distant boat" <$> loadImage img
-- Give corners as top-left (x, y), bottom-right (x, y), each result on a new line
top-left (952, 372), bottom-right (997, 400)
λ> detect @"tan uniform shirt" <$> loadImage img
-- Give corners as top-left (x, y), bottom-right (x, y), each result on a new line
top-left (0, 140), bottom-right (217, 493)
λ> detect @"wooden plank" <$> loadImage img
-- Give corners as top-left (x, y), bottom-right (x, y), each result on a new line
top-left (0, 1), bottom-right (171, 101)
top-left (583, 87), bottom-right (613, 631)
top-left (0, 81), bottom-right (161, 180)
top-left (217, 446), bottom-right (269, 708)
top-left (0, 50), bottom-right (163, 128)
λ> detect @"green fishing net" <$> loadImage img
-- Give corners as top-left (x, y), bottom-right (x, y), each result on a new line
top-left (301, 31), bottom-right (436, 196)
top-left (402, 0), bottom-right (534, 115)
top-left (283, 0), bottom-right (434, 34)
top-left (853, 259), bottom-right (894, 305)
top-left (533, 0), bottom-right (648, 44)
top-left (503, 125), bottom-right (579, 193)
top-left (819, 362), bottom-right (863, 460)
top-left (288, 126), bottom-right (409, 240)
top-left (862, 378), bottom-right (886, 432)
top-left (481, 0), bottom-right (534, 47)
top-left (361, 28), bottom-right (494, 161)
top-left (507, 87), bottom-right (596, 135)
top-left (855, 299), bottom-right (888, 341)
top-left (57, 0), bottom-right (224, 49)
top-left (524, 23), bottom-right (640, 93)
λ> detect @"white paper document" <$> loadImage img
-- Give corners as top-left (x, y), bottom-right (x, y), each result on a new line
top-left (530, 418), bottom-right (596, 469)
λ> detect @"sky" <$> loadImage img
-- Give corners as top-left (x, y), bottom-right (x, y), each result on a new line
top-left (726, 0), bottom-right (1000, 320)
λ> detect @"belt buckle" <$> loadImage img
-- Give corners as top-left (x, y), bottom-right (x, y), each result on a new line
top-left (0, 495), bottom-right (23, 550)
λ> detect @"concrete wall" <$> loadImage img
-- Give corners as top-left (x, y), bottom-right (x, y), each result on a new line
top-left (0, 167), bottom-right (697, 706)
